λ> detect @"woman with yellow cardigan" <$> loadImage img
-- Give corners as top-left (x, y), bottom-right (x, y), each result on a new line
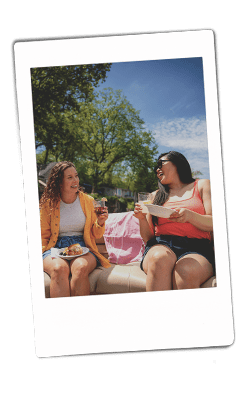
top-left (40, 161), bottom-right (110, 298)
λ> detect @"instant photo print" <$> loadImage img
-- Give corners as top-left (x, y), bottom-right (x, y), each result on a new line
top-left (14, 29), bottom-right (234, 358)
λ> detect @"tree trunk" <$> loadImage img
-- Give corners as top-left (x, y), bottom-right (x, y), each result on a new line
top-left (44, 148), bottom-right (49, 164)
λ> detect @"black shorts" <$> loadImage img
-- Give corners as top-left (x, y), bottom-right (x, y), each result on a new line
top-left (140, 235), bottom-right (215, 271)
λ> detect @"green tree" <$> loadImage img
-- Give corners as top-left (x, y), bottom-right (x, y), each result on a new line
top-left (192, 169), bottom-right (203, 178)
top-left (73, 88), bottom-right (158, 192)
top-left (31, 63), bottom-right (111, 163)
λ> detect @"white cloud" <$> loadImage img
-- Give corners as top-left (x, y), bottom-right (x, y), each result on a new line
top-left (145, 117), bottom-right (210, 178)
top-left (147, 117), bottom-right (208, 151)
top-left (187, 152), bottom-right (210, 178)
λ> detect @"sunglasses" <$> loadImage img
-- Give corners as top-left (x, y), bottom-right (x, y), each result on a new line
top-left (154, 159), bottom-right (170, 172)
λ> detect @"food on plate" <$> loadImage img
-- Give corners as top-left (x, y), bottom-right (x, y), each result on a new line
top-left (61, 243), bottom-right (83, 256)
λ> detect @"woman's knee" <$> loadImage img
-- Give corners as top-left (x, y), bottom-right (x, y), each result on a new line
top-left (71, 259), bottom-right (90, 279)
top-left (173, 258), bottom-right (211, 289)
top-left (145, 247), bottom-right (176, 275)
top-left (51, 264), bottom-right (69, 279)
top-left (50, 262), bottom-right (70, 280)
top-left (173, 266), bottom-right (199, 289)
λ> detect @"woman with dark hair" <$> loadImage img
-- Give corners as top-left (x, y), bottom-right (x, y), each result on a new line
top-left (134, 151), bottom-right (214, 291)
top-left (40, 161), bottom-right (110, 297)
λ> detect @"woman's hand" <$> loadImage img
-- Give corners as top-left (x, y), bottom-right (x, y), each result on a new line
top-left (169, 206), bottom-right (213, 232)
top-left (97, 206), bottom-right (108, 226)
top-left (168, 208), bottom-right (191, 223)
top-left (134, 203), bottom-right (155, 243)
top-left (133, 202), bottom-right (147, 220)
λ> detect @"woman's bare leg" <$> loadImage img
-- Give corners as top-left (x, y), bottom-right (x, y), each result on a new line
top-left (142, 245), bottom-right (177, 291)
top-left (173, 253), bottom-right (214, 290)
top-left (70, 253), bottom-right (97, 296)
top-left (43, 256), bottom-right (70, 297)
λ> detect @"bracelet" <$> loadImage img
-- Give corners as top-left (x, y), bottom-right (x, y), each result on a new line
top-left (96, 220), bottom-right (104, 228)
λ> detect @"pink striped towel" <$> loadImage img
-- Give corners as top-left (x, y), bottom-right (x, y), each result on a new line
top-left (103, 212), bottom-right (145, 264)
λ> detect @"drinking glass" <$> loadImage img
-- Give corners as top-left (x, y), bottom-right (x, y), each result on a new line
top-left (138, 192), bottom-right (152, 213)
top-left (93, 199), bottom-right (106, 216)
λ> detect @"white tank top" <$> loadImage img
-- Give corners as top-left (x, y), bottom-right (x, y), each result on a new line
top-left (59, 196), bottom-right (86, 236)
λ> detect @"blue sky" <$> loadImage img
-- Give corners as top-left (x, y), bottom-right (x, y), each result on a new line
top-left (96, 58), bottom-right (210, 179)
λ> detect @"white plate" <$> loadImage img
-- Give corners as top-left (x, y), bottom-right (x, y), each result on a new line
top-left (57, 247), bottom-right (89, 260)
top-left (145, 204), bottom-right (175, 218)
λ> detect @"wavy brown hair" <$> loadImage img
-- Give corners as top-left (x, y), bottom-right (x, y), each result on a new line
top-left (39, 161), bottom-right (83, 212)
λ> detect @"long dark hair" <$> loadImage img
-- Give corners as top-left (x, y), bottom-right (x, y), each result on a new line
top-left (152, 151), bottom-right (195, 225)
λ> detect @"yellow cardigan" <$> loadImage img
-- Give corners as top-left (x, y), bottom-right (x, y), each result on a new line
top-left (40, 191), bottom-right (110, 268)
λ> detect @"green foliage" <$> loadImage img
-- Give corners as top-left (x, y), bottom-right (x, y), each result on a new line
top-left (192, 169), bottom-right (203, 178)
top-left (87, 192), bottom-right (99, 200)
top-left (117, 197), bottom-right (135, 212)
top-left (31, 63), bottom-right (111, 163)
top-left (86, 195), bottom-right (134, 213)
top-left (125, 200), bottom-right (135, 211)
top-left (117, 197), bottom-right (127, 204)
top-left (106, 195), bottom-right (119, 203)
top-left (72, 88), bottom-right (158, 192)
top-left (32, 64), bottom-right (158, 194)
